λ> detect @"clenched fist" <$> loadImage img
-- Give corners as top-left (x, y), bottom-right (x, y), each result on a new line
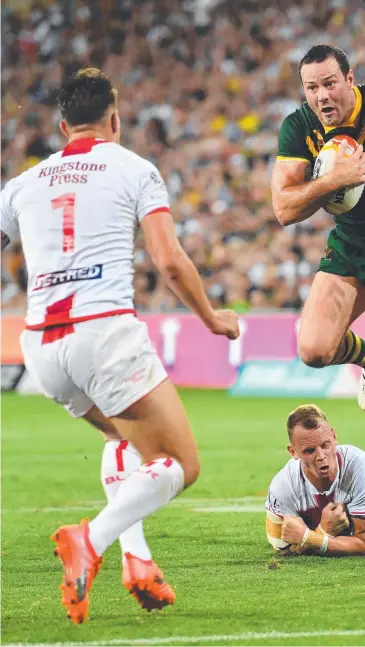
top-left (208, 309), bottom-right (240, 340)
top-left (319, 503), bottom-right (350, 536)
top-left (281, 516), bottom-right (308, 545)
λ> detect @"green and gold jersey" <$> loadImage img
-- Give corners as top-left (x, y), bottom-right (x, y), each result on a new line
top-left (277, 84), bottom-right (365, 240)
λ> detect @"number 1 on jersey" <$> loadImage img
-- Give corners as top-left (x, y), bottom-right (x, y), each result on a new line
top-left (51, 193), bottom-right (76, 253)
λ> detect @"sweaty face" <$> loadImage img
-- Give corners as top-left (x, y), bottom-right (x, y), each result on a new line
top-left (301, 58), bottom-right (355, 127)
top-left (289, 422), bottom-right (338, 487)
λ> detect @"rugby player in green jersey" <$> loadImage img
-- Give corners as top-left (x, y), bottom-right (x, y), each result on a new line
top-left (271, 45), bottom-right (365, 409)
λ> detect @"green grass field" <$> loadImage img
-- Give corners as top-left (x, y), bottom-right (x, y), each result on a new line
top-left (2, 392), bottom-right (365, 647)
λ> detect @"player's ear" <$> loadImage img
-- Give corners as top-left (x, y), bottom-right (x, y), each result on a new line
top-left (347, 69), bottom-right (354, 88)
top-left (287, 443), bottom-right (297, 459)
top-left (111, 112), bottom-right (120, 134)
top-left (59, 120), bottom-right (69, 139)
top-left (331, 427), bottom-right (338, 442)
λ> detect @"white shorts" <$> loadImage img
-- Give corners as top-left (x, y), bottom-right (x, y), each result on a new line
top-left (20, 314), bottom-right (167, 418)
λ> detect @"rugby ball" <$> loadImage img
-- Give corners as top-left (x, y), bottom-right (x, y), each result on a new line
top-left (312, 135), bottom-right (364, 216)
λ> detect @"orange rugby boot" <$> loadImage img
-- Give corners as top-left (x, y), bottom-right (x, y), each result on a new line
top-left (122, 552), bottom-right (176, 611)
top-left (51, 519), bottom-right (103, 624)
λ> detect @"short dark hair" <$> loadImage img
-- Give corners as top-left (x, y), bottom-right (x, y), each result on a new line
top-left (287, 404), bottom-right (328, 441)
top-left (299, 44), bottom-right (350, 78)
top-left (57, 68), bottom-right (118, 126)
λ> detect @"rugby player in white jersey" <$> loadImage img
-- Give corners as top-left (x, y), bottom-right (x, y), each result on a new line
top-left (0, 68), bottom-right (239, 624)
top-left (266, 405), bottom-right (365, 556)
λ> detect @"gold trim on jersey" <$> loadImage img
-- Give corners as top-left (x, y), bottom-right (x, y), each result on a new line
top-left (276, 156), bottom-right (309, 162)
top-left (306, 136), bottom-right (319, 157)
top-left (358, 123), bottom-right (365, 145)
top-left (324, 85), bottom-right (362, 133)
top-left (313, 129), bottom-right (325, 150)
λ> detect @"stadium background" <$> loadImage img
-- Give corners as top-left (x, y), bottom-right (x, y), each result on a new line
top-left (3, 0), bottom-right (365, 317)
top-left (2, 2), bottom-right (365, 646)
top-left (2, 0), bottom-right (365, 396)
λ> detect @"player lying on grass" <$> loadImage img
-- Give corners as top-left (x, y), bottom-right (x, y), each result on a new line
top-left (271, 44), bottom-right (365, 410)
top-left (266, 404), bottom-right (365, 556)
top-left (0, 68), bottom-right (239, 624)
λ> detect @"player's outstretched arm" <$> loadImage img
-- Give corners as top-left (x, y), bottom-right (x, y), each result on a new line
top-left (282, 514), bottom-right (365, 557)
top-left (272, 141), bottom-right (365, 226)
top-left (141, 210), bottom-right (239, 340)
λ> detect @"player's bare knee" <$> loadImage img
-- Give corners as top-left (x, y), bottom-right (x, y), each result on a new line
top-left (299, 343), bottom-right (334, 368)
top-left (180, 454), bottom-right (200, 488)
top-left (141, 438), bottom-right (200, 487)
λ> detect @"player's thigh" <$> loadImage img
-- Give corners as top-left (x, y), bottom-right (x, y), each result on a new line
top-left (299, 272), bottom-right (359, 364)
top-left (20, 329), bottom-right (93, 417)
top-left (77, 315), bottom-right (199, 484)
top-left (349, 280), bottom-right (365, 325)
top-left (83, 405), bottom-right (122, 441)
top-left (86, 315), bottom-right (167, 416)
top-left (109, 378), bottom-right (200, 486)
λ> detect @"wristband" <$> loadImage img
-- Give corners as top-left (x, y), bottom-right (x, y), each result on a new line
top-left (316, 524), bottom-right (334, 537)
top-left (301, 528), bottom-right (329, 553)
top-left (300, 528), bottom-right (310, 547)
top-left (319, 533), bottom-right (329, 554)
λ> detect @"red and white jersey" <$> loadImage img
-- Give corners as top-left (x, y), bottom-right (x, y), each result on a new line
top-left (0, 138), bottom-right (169, 327)
top-left (266, 445), bottom-right (365, 529)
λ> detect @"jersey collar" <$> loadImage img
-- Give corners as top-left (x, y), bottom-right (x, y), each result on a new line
top-left (61, 137), bottom-right (108, 157)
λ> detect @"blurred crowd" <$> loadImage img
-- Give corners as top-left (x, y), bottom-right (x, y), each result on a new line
top-left (2, 0), bottom-right (365, 314)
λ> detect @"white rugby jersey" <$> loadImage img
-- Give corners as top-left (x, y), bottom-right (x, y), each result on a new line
top-left (0, 138), bottom-right (169, 327)
top-left (266, 445), bottom-right (365, 530)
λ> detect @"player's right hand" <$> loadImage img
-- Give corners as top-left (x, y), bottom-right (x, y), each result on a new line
top-left (331, 140), bottom-right (365, 189)
top-left (319, 502), bottom-right (350, 536)
top-left (208, 309), bottom-right (240, 340)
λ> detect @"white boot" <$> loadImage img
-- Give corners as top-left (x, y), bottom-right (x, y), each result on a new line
top-left (358, 370), bottom-right (365, 410)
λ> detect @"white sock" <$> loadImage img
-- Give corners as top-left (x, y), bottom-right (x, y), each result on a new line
top-left (101, 440), bottom-right (152, 561)
top-left (90, 457), bottom-right (184, 556)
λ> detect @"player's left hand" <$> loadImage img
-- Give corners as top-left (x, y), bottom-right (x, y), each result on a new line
top-left (281, 515), bottom-right (308, 545)
top-left (320, 502), bottom-right (350, 536)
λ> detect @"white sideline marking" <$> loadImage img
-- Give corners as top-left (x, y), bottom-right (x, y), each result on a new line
top-left (2, 496), bottom-right (266, 515)
top-left (7, 629), bottom-right (365, 646)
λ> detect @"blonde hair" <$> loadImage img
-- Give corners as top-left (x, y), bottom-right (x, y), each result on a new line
top-left (287, 404), bottom-right (327, 441)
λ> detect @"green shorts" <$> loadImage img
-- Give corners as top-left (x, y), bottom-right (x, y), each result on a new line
top-left (318, 228), bottom-right (365, 286)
